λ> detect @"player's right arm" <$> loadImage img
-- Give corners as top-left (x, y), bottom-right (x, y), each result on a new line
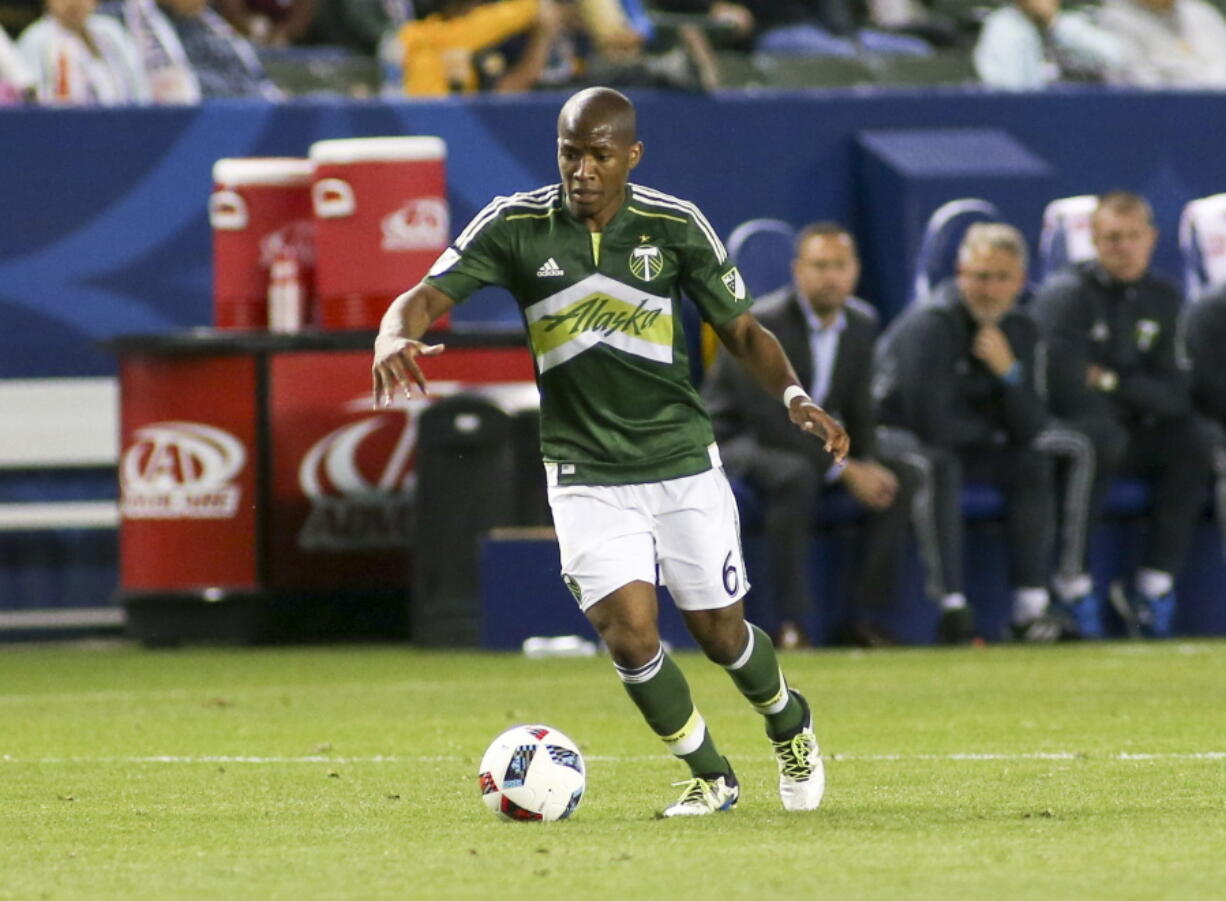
top-left (372, 282), bottom-right (457, 407)
top-left (373, 189), bottom-right (523, 406)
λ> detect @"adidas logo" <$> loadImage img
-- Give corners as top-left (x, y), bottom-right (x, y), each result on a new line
top-left (537, 258), bottom-right (565, 277)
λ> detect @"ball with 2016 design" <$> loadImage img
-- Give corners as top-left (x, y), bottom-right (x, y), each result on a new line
top-left (477, 724), bottom-right (585, 821)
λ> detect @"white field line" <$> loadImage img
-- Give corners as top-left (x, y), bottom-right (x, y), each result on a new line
top-left (1, 752), bottom-right (1223, 765)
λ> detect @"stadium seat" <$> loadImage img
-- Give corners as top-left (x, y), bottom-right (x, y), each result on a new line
top-left (1178, 193), bottom-right (1226, 301)
top-left (864, 50), bottom-right (978, 86)
top-left (258, 46), bottom-right (380, 97)
top-left (711, 51), bottom-right (767, 89)
top-left (1037, 194), bottom-right (1098, 282)
top-left (726, 217), bottom-right (796, 298)
top-left (752, 53), bottom-right (877, 88)
top-left (910, 197), bottom-right (1004, 305)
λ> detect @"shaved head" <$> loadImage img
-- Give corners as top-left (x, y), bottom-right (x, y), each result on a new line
top-left (557, 87), bottom-right (637, 146)
top-left (556, 87), bottom-right (642, 230)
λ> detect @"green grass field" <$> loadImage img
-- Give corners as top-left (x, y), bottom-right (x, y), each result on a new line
top-left (2, 640), bottom-right (1225, 900)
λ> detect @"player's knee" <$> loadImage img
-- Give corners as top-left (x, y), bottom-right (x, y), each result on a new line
top-left (686, 606), bottom-right (748, 665)
top-left (586, 605), bottom-right (661, 669)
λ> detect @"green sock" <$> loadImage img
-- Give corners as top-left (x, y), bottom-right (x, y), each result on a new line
top-left (725, 623), bottom-right (804, 740)
top-left (615, 645), bottom-right (729, 777)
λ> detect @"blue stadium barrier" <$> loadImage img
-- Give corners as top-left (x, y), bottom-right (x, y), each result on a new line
top-left (6, 89), bottom-right (1226, 380)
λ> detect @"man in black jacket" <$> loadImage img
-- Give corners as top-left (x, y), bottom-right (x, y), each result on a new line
top-left (1032, 191), bottom-right (1214, 638)
top-left (876, 222), bottom-right (1076, 642)
top-left (703, 222), bottom-right (913, 648)
top-left (1186, 284), bottom-right (1226, 557)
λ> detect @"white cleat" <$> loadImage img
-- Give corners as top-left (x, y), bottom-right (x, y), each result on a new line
top-left (661, 770), bottom-right (740, 818)
top-left (772, 691), bottom-right (825, 811)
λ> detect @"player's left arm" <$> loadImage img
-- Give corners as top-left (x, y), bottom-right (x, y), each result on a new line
top-left (713, 311), bottom-right (850, 462)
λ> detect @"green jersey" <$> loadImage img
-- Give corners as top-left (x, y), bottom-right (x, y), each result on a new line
top-left (425, 183), bottom-right (753, 485)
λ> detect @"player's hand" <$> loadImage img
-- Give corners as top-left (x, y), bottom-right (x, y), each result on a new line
top-left (372, 333), bottom-right (445, 408)
top-left (789, 398), bottom-right (850, 463)
top-left (972, 324), bottom-right (1017, 378)
top-left (840, 459), bottom-right (898, 511)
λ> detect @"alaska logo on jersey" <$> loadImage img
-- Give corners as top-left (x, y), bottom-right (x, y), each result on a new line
top-left (525, 273), bottom-right (673, 373)
top-left (629, 245), bottom-right (663, 281)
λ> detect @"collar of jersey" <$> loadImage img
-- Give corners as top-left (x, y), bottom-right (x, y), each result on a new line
top-left (556, 184), bottom-right (634, 234)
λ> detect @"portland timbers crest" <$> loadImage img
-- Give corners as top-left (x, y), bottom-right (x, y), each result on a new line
top-left (629, 245), bottom-right (663, 281)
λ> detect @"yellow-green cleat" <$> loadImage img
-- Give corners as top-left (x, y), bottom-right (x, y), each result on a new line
top-left (661, 767), bottom-right (740, 817)
top-left (771, 691), bottom-right (825, 811)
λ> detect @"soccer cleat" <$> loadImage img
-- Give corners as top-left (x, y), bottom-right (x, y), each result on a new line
top-left (1011, 611), bottom-right (1065, 643)
top-left (1055, 593), bottom-right (1103, 640)
top-left (661, 767), bottom-right (740, 818)
top-left (1108, 582), bottom-right (1175, 639)
top-left (937, 606), bottom-right (975, 645)
top-left (1147, 592), bottom-right (1176, 638)
top-left (771, 690), bottom-right (825, 812)
top-left (1108, 581), bottom-right (1142, 638)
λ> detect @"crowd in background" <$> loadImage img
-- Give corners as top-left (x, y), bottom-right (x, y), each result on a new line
top-left (3, 0), bottom-right (1226, 104)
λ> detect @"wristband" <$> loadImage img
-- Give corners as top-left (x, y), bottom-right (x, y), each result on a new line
top-left (783, 385), bottom-right (810, 408)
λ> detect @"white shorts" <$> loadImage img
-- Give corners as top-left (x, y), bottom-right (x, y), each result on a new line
top-left (546, 452), bottom-right (750, 613)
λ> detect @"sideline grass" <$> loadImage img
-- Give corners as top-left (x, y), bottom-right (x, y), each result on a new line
top-left (1, 641), bottom-right (1224, 899)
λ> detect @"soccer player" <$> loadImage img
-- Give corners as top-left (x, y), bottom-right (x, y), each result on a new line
top-left (372, 86), bottom-right (848, 816)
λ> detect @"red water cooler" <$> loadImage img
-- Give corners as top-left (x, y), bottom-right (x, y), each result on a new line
top-left (309, 136), bottom-right (449, 331)
top-left (210, 158), bottom-right (315, 330)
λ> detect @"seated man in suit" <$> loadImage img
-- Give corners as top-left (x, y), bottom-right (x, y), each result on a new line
top-left (1186, 284), bottom-right (1226, 557)
top-left (1032, 191), bottom-right (1214, 638)
top-left (703, 221), bottom-right (915, 648)
top-left (876, 222), bottom-right (1076, 643)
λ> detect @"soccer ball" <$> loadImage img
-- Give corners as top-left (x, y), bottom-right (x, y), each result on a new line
top-left (478, 724), bottom-right (585, 822)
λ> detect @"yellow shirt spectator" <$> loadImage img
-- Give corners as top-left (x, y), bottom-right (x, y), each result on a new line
top-left (397, 0), bottom-right (539, 96)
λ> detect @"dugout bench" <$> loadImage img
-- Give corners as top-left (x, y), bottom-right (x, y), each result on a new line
top-left (478, 476), bottom-right (1226, 650)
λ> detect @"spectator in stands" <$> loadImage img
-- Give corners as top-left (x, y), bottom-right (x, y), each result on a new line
top-left (1033, 191), bottom-right (1214, 638)
top-left (739, 0), bottom-right (933, 57)
top-left (578, 0), bottom-right (648, 58)
top-left (17, 0), bottom-right (149, 103)
top-left (862, 0), bottom-right (959, 50)
top-left (215, 0), bottom-right (312, 45)
top-left (1185, 287), bottom-right (1226, 557)
top-left (387, 0), bottom-right (563, 96)
top-left (306, 0), bottom-right (404, 55)
top-left (577, 0), bottom-right (724, 90)
top-left (737, 0), bottom-right (859, 57)
top-left (101, 0), bottom-right (280, 100)
top-left (1097, 0), bottom-right (1226, 87)
top-left (875, 223), bottom-right (1073, 643)
top-left (1, 0), bottom-right (43, 37)
top-left (0, 21), bottom-right (36, 99)
top-left (703, 223), bottom-right (917, 649)
top-left (386, 0), bottom-right (716, 97)
top-left (647, 0), bottom-right (754, 48)
top-left (973, 0), bottom-right (1124, 89)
